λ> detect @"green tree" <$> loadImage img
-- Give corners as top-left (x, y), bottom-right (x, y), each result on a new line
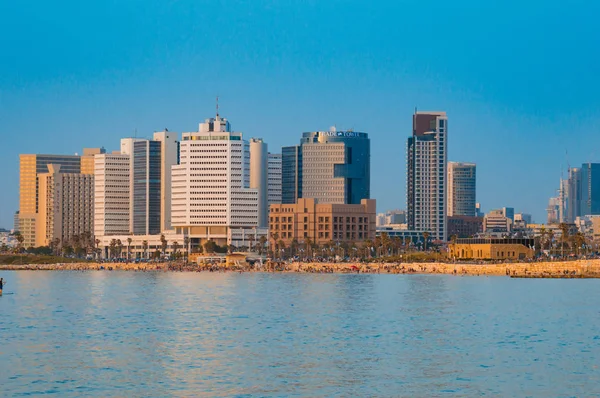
top-left (142, 240), bottom-right (149, 260)
top-left (127, 237), bottom-right (133, 261)
top-left (423, 232), bottom-right (430, 251)
top-left (160, 234), bottom-right (168, 257)
top-left (183, 236), bottom-right (190, 262)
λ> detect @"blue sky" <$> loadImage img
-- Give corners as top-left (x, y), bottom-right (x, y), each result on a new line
top-left (1, 0), bottom-right (599, 228)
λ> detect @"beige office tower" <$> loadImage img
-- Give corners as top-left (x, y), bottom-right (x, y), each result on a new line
top-left (19, 154), bottom-right (81, 247)
top-left (81, 147), bottom-right (106, 174)
top-left (249, 138), bottom-right (268, 227)
top-left (94, 153), bottom-right (131, 237)
top-left (35, 164), bottom-right (94, 247)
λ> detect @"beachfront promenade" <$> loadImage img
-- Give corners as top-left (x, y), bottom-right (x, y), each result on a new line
top-left (2, 259), bottom-right (600, 278)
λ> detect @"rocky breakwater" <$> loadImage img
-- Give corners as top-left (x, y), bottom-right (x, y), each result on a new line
top-left (0, 262), bottom-right (165, 271)
top-left (287, 259), bottom-right (600, 278)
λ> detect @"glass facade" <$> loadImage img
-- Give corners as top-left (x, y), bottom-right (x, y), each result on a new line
top-left (581, 163), bottom-right (600, 216)
top-left (282, 131), bottom-right (370, 205)
top-left (132, 141), bottom-right (162, 235)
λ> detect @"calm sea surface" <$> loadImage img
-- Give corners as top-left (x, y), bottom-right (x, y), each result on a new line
top-left (1, 271), bottom-right (600, 397)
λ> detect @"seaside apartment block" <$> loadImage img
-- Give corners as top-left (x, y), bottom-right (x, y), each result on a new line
top-left (268, 198), bottom-right (376, 247)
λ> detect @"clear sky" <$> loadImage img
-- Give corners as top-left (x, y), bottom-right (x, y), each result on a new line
top-left (1, 0), bottom-right (599, 228)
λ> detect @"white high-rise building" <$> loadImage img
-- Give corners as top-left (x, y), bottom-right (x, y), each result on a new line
top-left (171, 114), bottom-right (259, 247)
top-left (268, 153), bottom-right (282, 206)
top-left (407, 111), bottom-right (448, 242)
top-left (153, 130), bottom-right (179, 231)
top-left (94, 153), bottom-right (131, 237)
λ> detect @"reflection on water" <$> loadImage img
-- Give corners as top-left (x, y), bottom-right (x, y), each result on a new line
top-left (1, 272), bottom-right (600, 396)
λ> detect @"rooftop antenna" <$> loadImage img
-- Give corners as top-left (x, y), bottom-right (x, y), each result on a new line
top-left (134, 128), bottom-right (137, 138)
top-left (216, 95), bottom-right (219, 117)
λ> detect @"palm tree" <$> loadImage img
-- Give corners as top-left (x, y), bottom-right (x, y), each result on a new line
top-left (270, 232), bottom-right (279, 257)
top-left (559, 223), bottom-right (569, 257)
top-left (160, 234), bottom-right (168, 258)
top-left (423, 231), bottom-right (430, 251)
top-left (15, 232), bottom-right (24, 253)
top-left (141, 240), bottom-right (148, 260)
top-left (95, 238), bottom-right (101, 259)
top-left (278, 239), bottom-right (286, 259)
top-left (381, 232), bottom-right (391, 256)
top-left (116, 239), bottom-right (123, 259)
top-left (109, 239), bottom-right (118, 259)
top-left (290, 238), bottom-right (299, 257)
top-left (127, 237), bottom-right (133, 261)
top-left (172, 241), bottom-right (180, 259)
top-left (258, 236), bottom-right (267, 255)
top-left (248, 234), bottom-right (255, 253)
top-left (183, 236), bottom-right (190, 263)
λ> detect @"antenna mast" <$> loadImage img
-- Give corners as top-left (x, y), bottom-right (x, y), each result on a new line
top-left (216, 96), bottom-right (219, 117)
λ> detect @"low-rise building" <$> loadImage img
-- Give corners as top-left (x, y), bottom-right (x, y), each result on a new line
top-left (448, 215), bottom-right (483, 239)
top-left (483, 209), bottom-right (512, 235)
top-left (269, 198), bottom-right (376, 246)
top-left (449, 238), bottom-right (535, 260)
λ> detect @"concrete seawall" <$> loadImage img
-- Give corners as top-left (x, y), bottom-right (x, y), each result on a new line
top-left (2, 259), bottom-right (600, 278)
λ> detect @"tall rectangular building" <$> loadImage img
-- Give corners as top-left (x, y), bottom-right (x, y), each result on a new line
top-left (447, 162), bottom-right (476, 217)
top-left (282, 146), bottom-right (302, 204)
top-left (581, 163), bottom-right (600, 216)
top-left (407, 111), bottom-right (448, 242)
top-left (171, 114), bottom-right (258, 247)
top-left (153, 131), bottom-right (180, 231)
top-left (566, 167), bottom-right (582, 222)
top-left (282, 128), bottom-right (370, 205)
top-left (94, 153), bottom-right (131, 237)
top-left (81, 147), bottom-right (106, 174)
top-left (19, 154), bottom-right (82, 247)
top-left (268, 153), bottom-right (282, 206)
top-left (36, 164), bottom-right (94, 247)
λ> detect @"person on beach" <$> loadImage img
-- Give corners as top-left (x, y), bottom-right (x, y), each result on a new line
top-left (0, 277), bottom-right (4, 295)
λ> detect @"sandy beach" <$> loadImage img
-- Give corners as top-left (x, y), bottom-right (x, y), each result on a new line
top-left (2, 259), bottom-right (600, 278)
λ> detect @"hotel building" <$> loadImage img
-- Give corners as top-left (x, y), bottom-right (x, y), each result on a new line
top-left (35, 164), bottom-right (94, 247)
top-left (94, 153), bottom-right (131, 237)
top-left (171, 114), bottom-right (259, 247)
top-left (268, 198), bottom-right (376, 246)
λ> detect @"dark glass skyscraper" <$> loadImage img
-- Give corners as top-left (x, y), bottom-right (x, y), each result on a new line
top-left (132, 140), bottom-right (162, 235)
top-left (581, 163), bottom-right (600, 216)
top-left (282, 129), bottom-right (370, 205)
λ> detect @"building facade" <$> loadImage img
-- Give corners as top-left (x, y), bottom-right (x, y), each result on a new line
top-left (282, 128), bottom-right (370, 205)
top-left (153, 130), bottom-right (180, 231)
top-left (407, 111), bottom-right (448, 242)
top-left (448, 215), bottom-right (483, 238)
top-left (483, 209), bottom-right (512, 234)
top-left (581, 163), bottom-right (600, 216)
top-left (19, 154), bottom-right (83, 247)
top-left (36, 164), bottom-right (94, 247)
top-left (81, 147), bottom-right (106, 174)
top-left (449, 238), bottom-right (535, 260)
top-left (268, 153), bottom-right (282, 206)
top-left (447, 162), bottom-right (476, 217)
top-left (282, 145), bottom-right (302, 204)
top-left (268, 198), bottom-right (376, 246)
top-left (171, 114), bottom-right (259, 247)
top-left (94, 153), bottom-right (131, 237)
top-left (249, 138), bottom-right (269, 227)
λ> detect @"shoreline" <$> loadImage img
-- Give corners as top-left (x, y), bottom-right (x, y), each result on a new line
top-left (2, 259), bottom-right (600, 278)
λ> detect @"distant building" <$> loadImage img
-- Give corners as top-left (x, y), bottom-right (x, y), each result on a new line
top-left (81, 147), bottom-right (106, 175)
top-left (249, 138), bottom-right (269, 228)
top-left (483, 209), bottom-right (512, 234)
top-left (35, 164), bottom-right (94, 247)
top-left (447, 162), bottom-right (476, 217)
top-left (475, 203), bottom-right (484, 217)
top-left (448, 215), bottom-right (483, 238)
top-left (407, 111), bottom-right (448, 242)
top-left (515, 213), bottom-right (532, 225)
top-left (376, 227), bottom-right (430, 246)
top-left (547, 197), bottom-right (560, 224)
top-left (13, 211), bottom-right (19, 233)
top-left (376, 210), bottom-right (407, 227)
top-left (19, 153), bottom-right (83, 247)
top-left (566, 167), bottom-right (582, 222)
top-left (282, 128), bottom-right (370, 205)
top-left (502, 207), bottom-right (515, 221)
top-left (268, 198), bottom-right (376, 246)
top-left (268, 153), bottom-right (282, 206)
top-left (580, 163), bottom-right (600, 216)
top-left (449, 238), bottom-right (534, 260)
